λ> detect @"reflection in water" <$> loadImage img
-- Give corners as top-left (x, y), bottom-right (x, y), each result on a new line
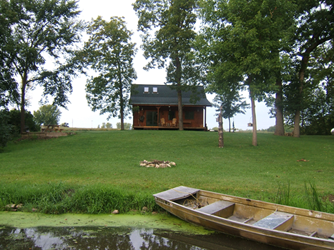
top-left (0, 226), bottom-right (283, 250)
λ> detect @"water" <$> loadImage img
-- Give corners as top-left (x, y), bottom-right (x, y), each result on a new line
top-left (0, 226), bottom-right (283, 250)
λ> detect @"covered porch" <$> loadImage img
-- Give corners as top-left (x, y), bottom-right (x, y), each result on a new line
top-left (132, 105), bottom-right (209, 131)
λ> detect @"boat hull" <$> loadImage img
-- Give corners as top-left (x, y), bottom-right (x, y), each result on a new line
top-left (154, 187), bottom-right (334, 250)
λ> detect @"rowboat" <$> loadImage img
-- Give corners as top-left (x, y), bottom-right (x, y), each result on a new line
top-left (154, 186), bottom-right (334, 250)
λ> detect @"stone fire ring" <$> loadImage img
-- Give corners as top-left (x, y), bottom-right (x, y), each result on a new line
top-left (140, 160), bottom-right (176, 168)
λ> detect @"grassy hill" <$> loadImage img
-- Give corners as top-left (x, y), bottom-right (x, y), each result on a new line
top-left (1, 130), bottom-right (333, 214)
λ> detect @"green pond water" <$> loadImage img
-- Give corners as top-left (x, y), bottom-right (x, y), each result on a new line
top-left (0, 212), bottom-right (283, 249)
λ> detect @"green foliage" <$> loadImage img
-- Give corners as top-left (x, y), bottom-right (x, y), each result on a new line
top-left (80, 16), bottom-right (136, 131)
top-left (1, 0), bottom-right (84, 133)
top-left (0, 182), bottom-right (159, 214)
top-left (213, 92), bottom-right (249, 132)
top-left (33, 105), bottom-right (62, 126)
top-left (7, 109), bottom-right (40, 134)
top-left (116, 122), bottom-right (131, 130)
top-left (133, 0), bottom-right (201, 129)
top-left (0, 109), bottom-right (12, 150)
top-left (0, 0), bottom-right (19, 109)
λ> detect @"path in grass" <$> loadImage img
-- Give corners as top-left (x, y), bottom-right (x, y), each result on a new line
top-left (1, 131), bottom-right (333, 213)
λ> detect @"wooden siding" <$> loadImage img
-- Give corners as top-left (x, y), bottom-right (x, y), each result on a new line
top-left (133, 105), bottom-right (206, 130)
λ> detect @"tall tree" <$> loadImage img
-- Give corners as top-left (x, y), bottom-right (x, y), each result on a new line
top-left (2, 0), bottom-right (83, 134)
top-left (82, 16), bottom-right (137, 131)
top-left (200, 0), bottom-right (296, 144)
top-left (290, 0), bottom-right (334, 137)
top-left (33, 104), bottom-right (61, 126)
top-left (0, 0), bottom-right (18, 109)
top-left (133, 0), bottom-right (201, 130)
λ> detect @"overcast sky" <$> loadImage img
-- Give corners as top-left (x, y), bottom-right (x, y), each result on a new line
top-left (26, 0), bottom-right (275, 130)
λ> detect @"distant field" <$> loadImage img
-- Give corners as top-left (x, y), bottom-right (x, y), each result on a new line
top-left (0, 130), bottom-right (333, 214)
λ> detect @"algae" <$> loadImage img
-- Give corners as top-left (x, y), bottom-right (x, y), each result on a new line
top-left (0, 212), bottom-right (212, 235)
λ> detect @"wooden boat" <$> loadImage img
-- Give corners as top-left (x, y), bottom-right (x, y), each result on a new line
top-left (154, 186), bottom-right (334, 250)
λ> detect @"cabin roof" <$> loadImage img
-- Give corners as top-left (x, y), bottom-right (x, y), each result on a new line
top-left (130, 84), bottom-right (212, 106)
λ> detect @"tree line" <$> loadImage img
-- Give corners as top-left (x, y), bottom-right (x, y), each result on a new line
top-left (1, 0), bottom-right (333, 149)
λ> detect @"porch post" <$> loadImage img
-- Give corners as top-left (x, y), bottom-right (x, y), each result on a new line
top-left (204, 106), bottom-right (207, 129)
top-left (157, 107), bottom-right (160, 126)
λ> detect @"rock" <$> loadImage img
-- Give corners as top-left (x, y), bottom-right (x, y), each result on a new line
top-left (140, 160), bottom-right (176, 168)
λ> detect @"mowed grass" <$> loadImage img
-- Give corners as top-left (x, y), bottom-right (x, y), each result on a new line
top-left (0, 130), bottom-right (333, 213)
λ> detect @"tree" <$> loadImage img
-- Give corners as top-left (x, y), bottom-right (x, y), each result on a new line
top-left (133, 0), bottom-right (201, 130)
top-left (33, 105), bottom-right (61, 126)
top-left (2, 0), bottom-right (83, 134)
top-left (82, 16), bottom-right (137, 131)
top-left (213, 90), bottom-right (248, 132)
top-left (200, 0), bottom-right (295, 145)
top-left (10, 109), bottom-right (40, 133)
top-left (288, 0), bottom-right (334, 137)
top-left (0, 0), bottom-right (19, 110)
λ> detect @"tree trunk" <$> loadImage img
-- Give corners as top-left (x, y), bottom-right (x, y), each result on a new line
top-left (20, 73), bottom-right (28, 134)
top-left (218, 105), bottom-right (224, 148)
top-left (274, 78), bottom-right (284, 136)
top-left (177, 89), bottom-right (183, 130)
top-left (118, 62), bottom-right (124, 130)
top-left (250, 88), bottom-right (257, 146)
top-left (294, 55), bottom-right (309, 137)
top-left (175, 55), bottom-right (183, 131)
top-left (228, 117), bottom-right (231, 133)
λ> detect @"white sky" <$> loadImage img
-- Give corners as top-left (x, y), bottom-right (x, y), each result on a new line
top-left (25, 0), bottom-right (275, 130)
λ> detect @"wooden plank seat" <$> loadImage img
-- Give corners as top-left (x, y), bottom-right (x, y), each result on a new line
top-left (154, 186), bottom-right (200, 201)
top-left (253, 211), bottom-right (294, 231)
top-left (197, 200), bottom-right (235, 218)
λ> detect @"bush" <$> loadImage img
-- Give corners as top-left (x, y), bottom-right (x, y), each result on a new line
top-left (8, 109), bottom-right (40, 133)
top-left (0, 109), bottom-right (12, 150)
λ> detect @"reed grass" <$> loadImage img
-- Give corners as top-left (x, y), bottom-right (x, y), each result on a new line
top-left (0, 130), bottom-right (333, 214)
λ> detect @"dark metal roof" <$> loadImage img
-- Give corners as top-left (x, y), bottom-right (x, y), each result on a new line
top-left (130, 84), bottom-right (212, 106)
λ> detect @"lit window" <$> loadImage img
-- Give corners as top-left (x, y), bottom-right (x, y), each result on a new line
top-left (144, 87), bottom-right (149, 93)
top-left (153, 87), bottom-right (158, 93)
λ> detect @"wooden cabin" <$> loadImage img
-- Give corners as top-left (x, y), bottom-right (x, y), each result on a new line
top-left (130, 84), bottom-right (212, 130)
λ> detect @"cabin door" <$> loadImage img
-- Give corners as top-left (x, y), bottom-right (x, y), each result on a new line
top-left (146, 111), bottom-right (157, 126)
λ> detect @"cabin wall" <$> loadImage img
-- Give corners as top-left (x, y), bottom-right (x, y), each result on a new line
top-left (132, 105), bottom-right (204, 128)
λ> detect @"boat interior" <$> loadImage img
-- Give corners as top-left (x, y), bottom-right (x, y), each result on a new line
top-left (174, 190), bottom-right (334, 240)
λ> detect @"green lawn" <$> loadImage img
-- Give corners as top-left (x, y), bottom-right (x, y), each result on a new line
top-left (1, 130), bottom-right (333, 214)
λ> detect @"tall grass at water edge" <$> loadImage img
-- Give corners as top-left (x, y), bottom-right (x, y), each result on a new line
top-left (0, 130), bottom-right (333, 214)
top-left (0, 182), bottom-right (157, 214)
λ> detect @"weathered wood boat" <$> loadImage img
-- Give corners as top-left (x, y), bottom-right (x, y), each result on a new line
top-left (154, 186), bottom-right (334, 250)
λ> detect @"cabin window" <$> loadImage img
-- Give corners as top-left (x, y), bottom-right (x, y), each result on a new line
top-left (168, 111), bottom-right (175, 120)
top-left (153, 87), bottom-right (158, 93)
top-left (144, 87), bottom-right (149, 93)
top-left (185, 111), bottom-right (194, 120)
